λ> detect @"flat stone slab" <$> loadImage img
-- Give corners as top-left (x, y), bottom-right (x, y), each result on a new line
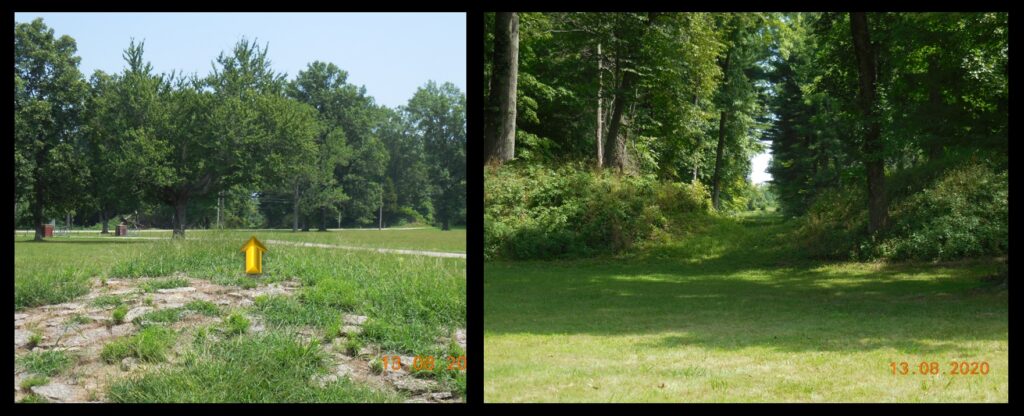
top-left (340, 325), bottom-right (362, 336)
top-left (41, 302), bottom-right (85, 311)
top-left (342, 314), bottom-right (368, 326)
top-left (31, 382), bottom-right (75, 402)
top-left (110, 323), bottom-right (134, 337)
top-left (15, 329), bottom-right (31, 348)
top-left (404, 397), bottom-right (431, 403)
top-left (431, 391), bottom-right (454, 401)
top-left (63, 326), bottom-right (114, 348)
top-left (455, 329), bottom-right (466, 350)
top-left (124, 307), bottom-right (153, 323)
top-left (156, 287), bottom-right (195, 294)
top-left (357, 345), bottom-right (377, 357)
top-left (388, 376), bottom-right (437, 394)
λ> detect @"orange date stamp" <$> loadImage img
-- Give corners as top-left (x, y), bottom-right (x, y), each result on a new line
top-left (889, 361), bottom-right (990, 376)
top-left (381, 355), bottom-right (466, 372)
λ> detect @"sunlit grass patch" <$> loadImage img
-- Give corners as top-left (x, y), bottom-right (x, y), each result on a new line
top-left (106, 330), bottom-right (402, 403)
top-left (485, 213), bottom-right (1008, 402)
top-left (101, 326), bottom-right (178, 364)
top-left (16, 350), bottom-right (73, 376)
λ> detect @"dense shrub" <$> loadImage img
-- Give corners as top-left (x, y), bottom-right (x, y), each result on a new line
top-left (795, 186), bottom-right (869, 259)
top-left (884, 164), bottom-right (1007, 260)
top-left (484, 163), bottom-right (712, 260)
top-left (797, 163), bottom-right (1007, 261)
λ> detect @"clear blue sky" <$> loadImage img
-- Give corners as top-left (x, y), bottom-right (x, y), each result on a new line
top-left (14, 12), bottom-right (466, 109)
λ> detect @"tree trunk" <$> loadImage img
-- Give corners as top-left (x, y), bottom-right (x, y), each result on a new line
top-left (292, 182), bottom-right (299, 232)
top-left (172, 198), bottom-right (187, 239)
top-left (442, 216), bottom-right (450, 231)
top-left (850, 12), bottom-right (889, 233)
top-left (596, 42), bottom-right (604, 169)
top-left (100, 208), bottom-right (109, 234)
top-left (926, 56), bottom-right (944, 161)
top-left (32, 196), bottom-right (44, 242)
top-left (606, 64), bottom-right (635, 172)
top-left (692, 94), bottom-right (701, 182)
top-left (607, 13), bottom-right (657, 173)
top-left (301, 212), bottom-right (309, 232)
top-left (711, 46), bottom-right (732, 211)
top-left (32, 140), bottom-right (46, 241)
top-left (486, 12), bottom-right (519, 165)
top-left (318, 206), bottom-right (327, 231)
top-left (712, 110), bottom-right (729, 210)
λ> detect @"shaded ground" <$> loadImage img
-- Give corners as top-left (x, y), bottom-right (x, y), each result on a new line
top-left (484, 213), bottom-right (1008, 402)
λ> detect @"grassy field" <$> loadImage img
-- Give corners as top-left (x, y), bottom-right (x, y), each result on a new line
top-left (15, 227), bottom-right (465, 403)
top-left (484, 213), bottom-right (1007, 402)
top-left (16, 227), bottom-right (466, 253)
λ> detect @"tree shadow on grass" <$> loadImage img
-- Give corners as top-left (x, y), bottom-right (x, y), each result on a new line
top-left (485, 215), bottom-right (1007, 355)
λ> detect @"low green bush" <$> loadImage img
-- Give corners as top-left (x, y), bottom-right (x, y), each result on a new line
top-left (884, 164), bottom-right (1007, 260)
top-left (484, 163), bottom-right (712, 260)
top-left (796, 163), bottom-right (1007, 261)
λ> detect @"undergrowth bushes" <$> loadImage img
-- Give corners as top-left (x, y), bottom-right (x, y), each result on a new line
top-left (797, 163), bottom-right (1007, 261)
top-left (484, 163), bottom-right (712, 260)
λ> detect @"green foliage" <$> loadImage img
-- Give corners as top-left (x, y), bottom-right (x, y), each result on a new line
top-left (485, 164), bottom-right (712, 260)
top-left (26, 332), bottom-right (43, 349)
top-left (112, 305), bottom-right (129, 324)
top-left (884, 165), bottom-right (1007, 260)
top-left (223, 312), bottom-right (251, 336)
top-left (68, 313), bottom-right (93, 325)
top-left (100, 325), bottom-right (177, 364)
top-left (19, 393), bottom-right (49, 403)
top-left (300, 278), bottom-right (358, 310)
top-left (797, 164), bottom-right (1008, 261)
top-left (345, 337), bottom-right (364, 356)
top-left (369, 356), bottom-right (384, 374)
top-left (106, 331), bottom-right (401, 403)
top-left (16, 350), bottom-right (73, 376)
top-left (19, 375), bottom-right (50, 391)
top-left (91, 294), bottom-right (125, 308)
top-left (15, 18), bottom-right (91, 231)
top-left (15, 267), bottom-right (91, 311)
top-left (253, 295), bottom-right (338, 328)
top-left (795, 186), bottom-right (868, 259)
top-left (185, 300), bottom-right (221, 316)
top-left (134, 301), bottom-right (218, 326)
top-left (408, 81), bottom-right (467, 230)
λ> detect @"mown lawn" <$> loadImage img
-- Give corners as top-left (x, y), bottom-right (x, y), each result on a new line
top-left (484, 213), bottom-right (1007, 402)
top-left (16, 226), bottom-right (466, 253)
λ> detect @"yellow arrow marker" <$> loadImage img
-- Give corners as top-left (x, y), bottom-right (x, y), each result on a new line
top-left (240, 236), bottom-right (267, 275)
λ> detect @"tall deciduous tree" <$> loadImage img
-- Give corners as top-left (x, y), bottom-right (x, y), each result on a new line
top-left (485, 12), bottom-right (519, 165)
top-left (15, 18), bottom-right (90, 241)
top-left (409, 81), bottom-right (466, 230)
top-left (288, 61), bottom-right (356, 231)
top-left (850, 12), bottom-right (888, 233)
